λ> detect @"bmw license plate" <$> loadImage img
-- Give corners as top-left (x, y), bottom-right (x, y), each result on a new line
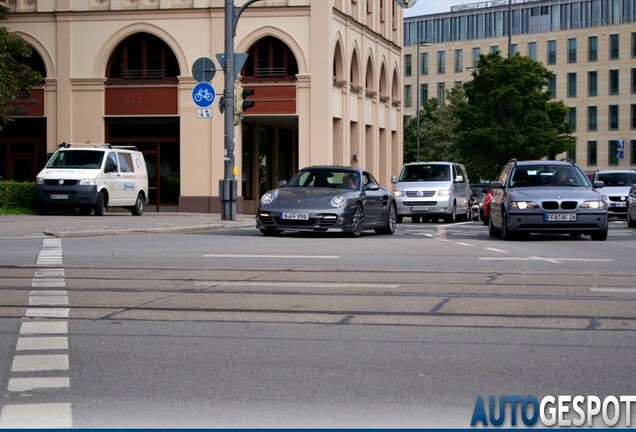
top-left (50, 194), bottom-right (68, 200)
top-left (281, 212), bottom-right (309, 220)
top-left (411, 206), bottom-right (429, 211)
top-left (544, 213), bottom-right (576, 222)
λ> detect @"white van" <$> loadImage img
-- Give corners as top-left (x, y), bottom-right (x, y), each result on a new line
top-left (391, 161), bottom-right (472, 223)
top-left (35, 143), bottom-right (148, 216)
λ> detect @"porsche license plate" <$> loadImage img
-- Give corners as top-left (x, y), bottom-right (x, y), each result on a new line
top-left (544, 213), bottom-right (576, 222)
top-left (281, 212), bottom-right (309, 220)
top-left (51, 194), bottom-right (68, 200)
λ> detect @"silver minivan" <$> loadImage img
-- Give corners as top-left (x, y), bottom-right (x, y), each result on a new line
top-left (391, 161), bottom-right (472, 223)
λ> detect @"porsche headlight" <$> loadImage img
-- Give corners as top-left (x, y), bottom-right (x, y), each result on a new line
top-left (580, 200), bottom-right (605, 209)
top-left (260, 191), bottom-right (276, 205)
top-left (330, 195), bottom-right (347, 208)
top-left (510, 201), bottom-right (538, 210)
top-left (438, 189), bottom-right (451, 196)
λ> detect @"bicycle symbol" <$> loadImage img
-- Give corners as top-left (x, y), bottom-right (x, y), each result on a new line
top-left (194, 88), bottom-right (214, 102)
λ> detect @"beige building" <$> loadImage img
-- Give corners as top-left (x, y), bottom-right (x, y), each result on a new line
top-left (1, 0), bottom-right (403, 213)
top-left (403, 0), bottom-right (636, 174)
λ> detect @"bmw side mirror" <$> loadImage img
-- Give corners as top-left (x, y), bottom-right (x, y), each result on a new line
top-left (455, 175), bottom-right (464, 183)
top-left (592, 181), bottom-right (604, 189)
top-left (391, 175), bottom-right (397, 184)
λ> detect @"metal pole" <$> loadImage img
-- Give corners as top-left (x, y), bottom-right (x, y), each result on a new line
top-left (415, 42), bottom-right (420, 161)
top-left (221, 0), bottom-right (236, 220)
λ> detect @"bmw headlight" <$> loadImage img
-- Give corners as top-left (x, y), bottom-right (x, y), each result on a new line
top-left (330, 195), bottom-right (347, 208)
top-left (260, 191), bottom-right (276, 205)
top-left (581, 200), bottom-right (605, 209)
top-left (79, 179), bottom-right (97, 186)
top-left (438, 189), bottom-right (451, 196)
top-left (510, 201), bottom-right (538, 210)
top-left (393, 190), bottom-right (404, 197)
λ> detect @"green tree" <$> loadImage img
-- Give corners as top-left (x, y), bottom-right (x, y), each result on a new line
top-left (403, 96), bottom-right (460, 164)
top-left (452, 52), bottom-right (575, 180)
top-left (0, 5), bottom-right (43, 130)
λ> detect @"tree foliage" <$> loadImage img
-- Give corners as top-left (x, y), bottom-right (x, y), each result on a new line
top-left (0, 5), bottom-right (43, 130)
top-left (451, 52), bottom-right (575, 180)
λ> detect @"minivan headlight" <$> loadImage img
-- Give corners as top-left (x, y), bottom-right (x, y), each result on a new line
top-left (36, 177), bottom-right (44, 185)
top-left (393, 190), bottom-right (404, 197)
top-left (79, 179), bottom-right (97, 186)
top-left (437, 189), bottom-right (451, 196)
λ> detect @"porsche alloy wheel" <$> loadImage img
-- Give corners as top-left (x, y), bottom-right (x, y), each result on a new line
top-left (350, 204), bottom-right (365, 237)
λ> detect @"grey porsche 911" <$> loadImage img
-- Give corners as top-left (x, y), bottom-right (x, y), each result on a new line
top-left (256, 166), bottom-right (397, 237)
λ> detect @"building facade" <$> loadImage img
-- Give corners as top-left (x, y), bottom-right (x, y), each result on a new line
top-left (403, 0), bottom-right (636, 174)
top-left (1, 0), bottom-right (403, 213)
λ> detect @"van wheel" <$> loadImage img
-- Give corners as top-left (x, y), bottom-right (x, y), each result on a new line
top-left (79, 206), bottom-right (92, 216)
top-left (444, 203), bottom-right (457, 223)
top-left (94, 191), bottom-right (106, 216)
top-left (131, 193), bottom-right (144, 216)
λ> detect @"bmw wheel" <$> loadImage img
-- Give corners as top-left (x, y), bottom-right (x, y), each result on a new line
top-left (590, 229), bottom-right (608, 241)
top-left (488, 212), bottom-right (501, 237)
top-left (628, 206), bottom-right (636, 227)
top-left (350, 204), bottom-right (365, 237)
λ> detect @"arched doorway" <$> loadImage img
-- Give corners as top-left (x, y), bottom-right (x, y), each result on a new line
top-left (104, 32), bottom-right (180, 211)
top-left (239, 36), bottom-right (299, 212)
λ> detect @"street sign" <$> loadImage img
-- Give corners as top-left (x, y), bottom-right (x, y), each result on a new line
top-left (196, 108), bottom-right (212, 118)
top-left (396, 0), bottom-right (418, 8)
top-left (617, 139), bottom-right (624, 159)
top-left (191, 82), bottom-right (216, 108)
top-left (215, 53), bottom-right (249, 80)
top-left (192, 57), bottom-right (216, 82)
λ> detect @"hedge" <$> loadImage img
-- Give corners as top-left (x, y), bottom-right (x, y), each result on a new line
top-left (0, 181), bottom-right (37, 210)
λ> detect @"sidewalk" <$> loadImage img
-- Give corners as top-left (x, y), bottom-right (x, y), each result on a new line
top-left (0, 212), bottom-right (255, 239)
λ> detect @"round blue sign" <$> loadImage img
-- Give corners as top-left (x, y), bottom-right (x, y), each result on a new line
top-left (192, 82), bottom-right (216, 108)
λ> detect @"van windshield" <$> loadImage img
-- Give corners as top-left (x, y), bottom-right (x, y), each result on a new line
top-left (399, 164), bottom-right (450, 182)
top-left (46, 150), bottom-right (105, 169)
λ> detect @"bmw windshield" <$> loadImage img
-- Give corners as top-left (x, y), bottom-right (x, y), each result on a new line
top-left (508, 165), bottom-right (590, 188)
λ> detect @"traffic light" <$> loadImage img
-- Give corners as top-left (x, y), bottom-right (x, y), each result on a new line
top-left (233, 84), bottom-right (255, 125)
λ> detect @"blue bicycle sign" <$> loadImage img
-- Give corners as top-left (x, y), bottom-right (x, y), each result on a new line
top-left (191, 82), bottom-right (216, 108)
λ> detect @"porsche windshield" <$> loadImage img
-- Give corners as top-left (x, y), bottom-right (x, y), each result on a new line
top-left (46, 150), bottom-right (105, 169)
top-left (288, 169), bottom-right (360, 189)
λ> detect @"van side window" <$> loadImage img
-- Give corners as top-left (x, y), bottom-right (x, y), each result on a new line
top-left (105, 153), bottom-right (118, 172)
top-left (117, 152), bottom-right (134, 173)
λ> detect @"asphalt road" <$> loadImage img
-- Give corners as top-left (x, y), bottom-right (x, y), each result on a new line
top-left (1, 219), bottom-right (635, 427)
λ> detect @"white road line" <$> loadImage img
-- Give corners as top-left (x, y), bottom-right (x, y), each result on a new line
top-left (11, 354), bottom-right (69, 372)
top-left (591, 288), bottom-right (636, 293)
top-left (20, 321), bottom-right (68, 335)
top-left (483, 247), bottom-right (508, 253)
top-left (203, 254), bottom-right (339, 259)
top-left (25, 308), bottom-right (70, 318)
top-left (34, 269), bottom-right (65, 278)
top-left (31, 279), bottom-right (66, 288)
top-left (30, 290), bottom-right (68, 296)
top-left (16, 337), bottom-right (69, 351)
top-left (195, 281), bottom-right (400, 289)
top-left (455, 242), bottom-right (474, 246)
top-left (7, 377), bottom-right (70, 392)
top-left (29, 296), bottom-right (68, 306)
top-left (0, 403), bottom-right (72, 428)
top-left (479, 256), bottom-right (613, 264)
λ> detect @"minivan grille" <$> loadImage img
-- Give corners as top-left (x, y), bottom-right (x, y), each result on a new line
top-left (405, 190), bottom-right (436, 198)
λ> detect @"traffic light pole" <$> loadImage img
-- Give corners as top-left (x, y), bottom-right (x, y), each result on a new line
top-left (220, 0), bottom-right (264, 220)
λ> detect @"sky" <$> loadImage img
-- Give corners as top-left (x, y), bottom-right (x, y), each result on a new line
top-left (402, 0), bottom-right (471, 17)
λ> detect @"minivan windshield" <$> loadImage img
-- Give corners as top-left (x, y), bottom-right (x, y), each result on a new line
top-left (596, 172), bottom-right (636, 187)
top-left (46, 150), bottom-right (105, 169)
top-left (398, 164), bottom-right (450, 182)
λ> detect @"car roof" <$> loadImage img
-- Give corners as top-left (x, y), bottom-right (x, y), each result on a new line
top-left (594, 169), bottom-right (636, 174)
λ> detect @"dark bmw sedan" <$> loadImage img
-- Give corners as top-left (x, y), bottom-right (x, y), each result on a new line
top-left (256, 166), bottom-right (397, 237)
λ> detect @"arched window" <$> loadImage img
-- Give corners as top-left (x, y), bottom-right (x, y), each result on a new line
top-left (107, 32), bottom-right (179, 83)
top-left (242, 36), bottom-right (298, 81)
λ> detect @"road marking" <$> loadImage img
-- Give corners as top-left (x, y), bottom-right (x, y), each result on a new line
top-left (25, 308), bottom-right (70, 318)
top-left (483, 247), bottom-right (508, 253)
top-left (203, 254), bottom-right (339, 259)
top-left (591, 288), bottom-right (636, 293)
top-left (16, 337), bottom-right (69, 351)
top-left (20, 321), bottom-right (68, 335)
top-left (31, 279), bottom-right (66, 288)
top-left (455, 242), bottom-right (474, 247)
top-left (8, 377), bottom-right (70, 392)
top-left (29, 296), bottom-right (68, 306)
top-left (0, 403), bottom-right (72, 428)
top-left (479, 256), bottom-right (613, 264)
top-left (11, 354), bottom-right (69, 372)
top-left (195, 281), bottom-right (400, 289)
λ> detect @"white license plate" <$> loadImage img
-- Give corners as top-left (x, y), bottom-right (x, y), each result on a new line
top-left (411, 206), bottom-right (429, 211)
top-left (544, 213), bottom-right (576, 222)
top-left (50, 194), bottom-right (68, 200)
top-left (281, 212), bottom-right (309, 220)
